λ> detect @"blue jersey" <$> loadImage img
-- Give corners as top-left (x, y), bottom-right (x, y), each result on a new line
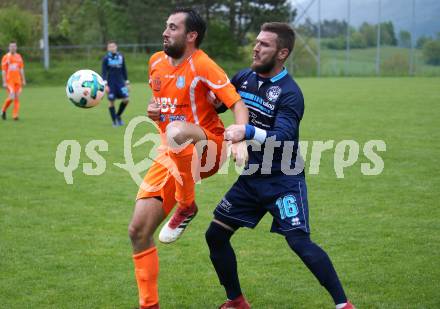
top-left (214, 68), bottom-right (309, 235)
top-left (231, 68), bottom-right (305, 175)
top-left (101, 52), bottom-right (128, 86)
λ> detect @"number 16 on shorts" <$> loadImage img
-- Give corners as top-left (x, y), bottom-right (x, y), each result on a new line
top-left (276, 195), bottom-right (299, 219)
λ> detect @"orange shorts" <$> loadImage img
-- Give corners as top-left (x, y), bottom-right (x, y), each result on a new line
top-left (136, 128), bottom-right (227, 215)
top-left (6, 83), bottom-right (22, 95)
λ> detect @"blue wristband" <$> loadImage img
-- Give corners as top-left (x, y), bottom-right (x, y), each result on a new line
top-left (245, 124), bottom-right (255, 140)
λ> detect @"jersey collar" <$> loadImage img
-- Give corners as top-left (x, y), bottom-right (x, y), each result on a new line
top-left (270, 67), bottom-right (288, 83)
top-left (253, 67), bottom-right (288, 84)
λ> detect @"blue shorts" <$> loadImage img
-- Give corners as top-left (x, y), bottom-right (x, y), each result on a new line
top-left (108, 84), bottom-right (129, 101)
top-left (214, 174), bottom-right (310, 236)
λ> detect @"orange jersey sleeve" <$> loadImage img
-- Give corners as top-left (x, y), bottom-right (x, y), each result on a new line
top-left (194, 55), bottom-right (241, 109)
top-left (1, 54), bottom-right (8, 72)
top-left (148, 52), bottom-right (164, 92)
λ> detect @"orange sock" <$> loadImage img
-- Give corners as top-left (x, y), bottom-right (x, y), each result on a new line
top-left (12, 98), bottom-right (20, 118)
top-left (133, 247), bottom-right (159, 308)
top-left (168, 145), bottom-right (196, 209)
top-left (2, 98), bottom-right (12, 112)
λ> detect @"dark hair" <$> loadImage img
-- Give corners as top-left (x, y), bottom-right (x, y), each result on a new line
top-left (9, 41), bottom-right (17, 44)
top-left (107, 40), bottom-right (116, 45)
top-left (172, 8), bottom-right (206, 48)
top-left (261, 22), bottom-right (295, 56)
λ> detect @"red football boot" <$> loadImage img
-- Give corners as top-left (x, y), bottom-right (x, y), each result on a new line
top-left (338, 301), bottom-right (356, 309)
top-left (218, 295), bottom-right (251, 309)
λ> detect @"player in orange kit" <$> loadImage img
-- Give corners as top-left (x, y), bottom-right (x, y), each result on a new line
top-left (2, 41), bottom-right (26, 121)
top-left (127, 8), bottom-right (249, 309)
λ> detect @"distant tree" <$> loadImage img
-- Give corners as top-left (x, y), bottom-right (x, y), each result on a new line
top-left (423, 40), bottom-right (440, 65)
top-left (204, 20), bottom-right (240, 60)
top-left (296, 18), bottom-right (317, 38)
top-left (0, 0), bottom-right (296, 59)
top-left (298, 18), bottom-right (349, 39)
top-left (358, 21), bottom-right (396, 47)
top-left (398, 30), bottom-right (411, 48)
top-left (0, 6), bottom-right (40, 48)
top-left (350, 31), bottom-right (367, 49)
top-left (416, 35), bottom-right (431, 49)
top-left (359, 22), bottom-right (376, 47)
top-left (380, 21), bottom-right (397, 46)
top-left (221, 0), bottom-right (295, 45)
top-left (321, 19), bottom-right (348, 38)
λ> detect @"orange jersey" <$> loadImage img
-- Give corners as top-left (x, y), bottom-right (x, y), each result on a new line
top-left (2, 52), bottom-right (24, 85)
top-left (148, 50), bottom-right (240, 139)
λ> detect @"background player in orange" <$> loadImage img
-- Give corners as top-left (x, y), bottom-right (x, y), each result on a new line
top-left (127, 8), bottom-right (248, 309)
top-left (2, 41), bottom-right (26, 121)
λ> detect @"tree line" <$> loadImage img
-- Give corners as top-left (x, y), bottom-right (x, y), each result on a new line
top-left (297, 18), bottom-right (399, 49)
top-left (1, 1), bottom-right (438, 66)
top-left (296, 18), bottom-right (440, 65)
top-left (0, 0), bottom-right (295, 59)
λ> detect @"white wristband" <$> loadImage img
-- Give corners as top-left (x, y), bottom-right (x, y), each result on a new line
top-left (253, 127), bottom-right (267, 144)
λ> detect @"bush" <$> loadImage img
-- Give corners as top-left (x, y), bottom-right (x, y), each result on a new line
top-left (423, 40), bottom-right (440, 65)
top-left (350, 31), bottom-right (367, 49)
top-left (326, 36), bottom-right (345, 50)
top-left (0, 6), bottom-right (40, 48)
top-left (381, 53), bottom-right (409, 75)
top-left (325, 32), bottom-right (367, 50)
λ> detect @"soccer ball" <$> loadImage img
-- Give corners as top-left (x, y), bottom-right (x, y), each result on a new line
top-left (66, 69), bottom-right (105, 108)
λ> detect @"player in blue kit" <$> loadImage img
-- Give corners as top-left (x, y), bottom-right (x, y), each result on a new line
top-left (206, 23), bottom-right (356, 309)
top-left (102, 40), bottom-right (129, 126)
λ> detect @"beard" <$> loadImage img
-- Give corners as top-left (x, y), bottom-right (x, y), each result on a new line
top-left (164, 39), bottom-right (186, 59)
top-left (251, 54), bottom-right (277, 74)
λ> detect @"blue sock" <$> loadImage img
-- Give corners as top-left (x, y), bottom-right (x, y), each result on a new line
top-left (206, 222), bottom-right (241, 300)
top-left (286, 233), bottom-right (347, 305)
top-left (109, 106), bottom-right (116, 123)
top-left (117, 101), bottom-right (128, 117)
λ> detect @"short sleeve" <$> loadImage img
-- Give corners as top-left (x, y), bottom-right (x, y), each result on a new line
top-left (1, 56), bottom-right (8, 71)
top-left (148, 52), bottom-right (162, 88)
top-left (147, 59), bottom-right (152, 88)
top-left (198, 58), bottom-right (241, 108)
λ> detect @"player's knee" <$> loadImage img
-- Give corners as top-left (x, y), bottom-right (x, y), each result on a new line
top-left (286, 233), bottom-right (313, 256)
top-left (205, 221), bottom-right (233, 248)
top-left (128, 221), bottom-right (149, 243)
top-left (9, 93), bottom-right (15, 100)
top-left (205, 224), bottom-right (218, 247)
top-left (128, 223), bottom-right (140, 241)
top-left (166, 121), bottom-right (187, 146)
top-left (286, 233), bottom-right (327, 264)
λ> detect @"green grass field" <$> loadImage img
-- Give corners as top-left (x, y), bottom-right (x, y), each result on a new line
top-left (1, 78), bottom-right (439, 308)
